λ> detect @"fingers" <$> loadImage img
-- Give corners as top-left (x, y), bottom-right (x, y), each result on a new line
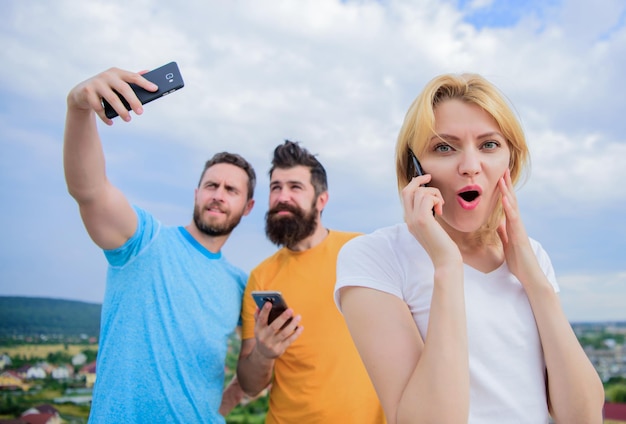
top-left (496, 217), bottom-right (508, 245)
top-left (98, 69), bottom-right (156, 122)
top-left (70, 67), bottom-right (158, 124)
top-left (254, 303), bottom-right (302, 359)
top-left (74, 81), bottom-right (114, 126)
top-left (410, 174), bottom-right (431, 188)
top-left (497, 168), bottom-right (532, 250)
top-left (498, 168), bottom-right (519, 221)
top-left (255, 301), bottom-right (271, 326)
top-left (401, 176), bottom-right (443, 222)
top-left (267, 308), bottom-right (301, 336)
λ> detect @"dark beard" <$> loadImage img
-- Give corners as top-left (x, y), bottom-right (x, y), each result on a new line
top-left (265, 202), bottom-right (317, 248)
top-left (193, 202), bottom-right (242, 237)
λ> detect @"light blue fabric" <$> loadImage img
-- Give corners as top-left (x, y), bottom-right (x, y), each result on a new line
top-left (88, 207), bottom-right (246, 424)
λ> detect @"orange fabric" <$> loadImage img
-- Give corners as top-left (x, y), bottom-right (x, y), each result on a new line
top-left (242, 231), bottom-right (385, 424)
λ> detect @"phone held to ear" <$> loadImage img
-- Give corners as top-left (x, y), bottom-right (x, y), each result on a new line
top-left (408, 148), bottom-right (436, 215)
top-left (251, 290), bottom-right (292, 327)
top-left (408, 148), bottom-right (427, 187)
top-left (103, 61), bottom-right (185, 119)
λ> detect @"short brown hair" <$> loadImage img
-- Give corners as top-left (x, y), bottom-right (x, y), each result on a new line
top-left (269, 140), bottom-right (328, 197)
top-left (200, 152), bottom-right (256, 200)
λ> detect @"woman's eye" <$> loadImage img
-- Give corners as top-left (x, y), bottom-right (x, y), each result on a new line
top-left (434, 144), bottom-right (451, 153)
top-left (482, 141), bottom-right (499, 149)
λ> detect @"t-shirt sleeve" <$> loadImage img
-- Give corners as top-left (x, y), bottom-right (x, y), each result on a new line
top-left (103, 206), bottom-right (160, 267)
top-left (334, 231), bottom-right (405, 312)
top-left (241, 272), bottom-right (260, 340)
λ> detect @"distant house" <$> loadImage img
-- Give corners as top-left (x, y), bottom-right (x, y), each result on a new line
top-left (25, 365), bottom-right (46, 380)
top-left (22, 404), bottom-right (59, 416)
top-left (78, 361), bottom-right (97, 388)
top-left (36, 362), bottom-right (53, 375)
top-left (605, 402), bottom-right (626, 422)
top-left (0, 405), bottom-right (63, 424)
top-left (14, 365), bottom-right (30, 379)
top-left (0, 353), bottom-right (12, 370)
top-left (20, 404), bottom-right (62, 424)
top-left (50, 364), bottom-right (73, 380)
top-left (0, 371), bottom-right (30, 391)
top-left (71, 352), bottom-right (87, 367)
top-left (17, 413), bottom-right (60, 424)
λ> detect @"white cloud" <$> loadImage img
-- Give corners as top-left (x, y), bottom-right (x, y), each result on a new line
top-left (559, 271), bottom-right (626, 322)
top-left (522, 129), bottom-right (626, 211)
top-left (466, 0), bottom-right (494, 11)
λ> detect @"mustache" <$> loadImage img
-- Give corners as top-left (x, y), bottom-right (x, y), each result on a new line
top-left (268, 203), bottom-right (302, 217)
top-left (207, 201), bottom-right (227, 213)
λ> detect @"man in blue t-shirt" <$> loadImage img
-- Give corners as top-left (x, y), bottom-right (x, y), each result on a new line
top-left (63, 66), bottom-right (256, 423)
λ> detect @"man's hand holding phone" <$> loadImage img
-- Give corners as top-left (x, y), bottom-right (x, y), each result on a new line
top-left (67, 67), bottom-right (155, 124)
top-left (67, 62), bottom-right (183, 125)
top-left (251, 291), bottom-right (303, 360)
top-left (99, 69), bottom-right (158, 123)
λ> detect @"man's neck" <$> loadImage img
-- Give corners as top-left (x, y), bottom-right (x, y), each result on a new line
top-left (185, 223), bottom-right (229, 254)
top-left (287, 224), bottom-right (329, 252)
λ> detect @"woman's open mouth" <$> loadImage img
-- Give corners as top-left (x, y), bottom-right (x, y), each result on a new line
top-left (456, 187), bottom-right (482, 210)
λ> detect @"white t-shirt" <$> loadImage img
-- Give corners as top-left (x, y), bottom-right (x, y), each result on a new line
top-left (334, 223), bottom-right (559, 424)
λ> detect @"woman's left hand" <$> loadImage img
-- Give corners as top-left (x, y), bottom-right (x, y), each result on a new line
top-left (496, 168), bottom-right (540, 285)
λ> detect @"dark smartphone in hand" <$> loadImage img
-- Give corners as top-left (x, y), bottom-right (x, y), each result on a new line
top-left (251, 291), bottom-right (292, 326)
top-left (408, 148), bottom-right (435, 214)
top-left (103, 61), bottom-right (185, 119)
top-left (408, 148), bottom-right (427, 185)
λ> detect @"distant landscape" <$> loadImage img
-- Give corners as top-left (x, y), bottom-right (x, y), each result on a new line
top-left (2, 295), bottom-right (623, 340)
top-left (0, 296), bottom-right (624, 422)
top-left (0, 296), bottom-right (269, 423)
top-left (0, 296), bottom-right (101, 341)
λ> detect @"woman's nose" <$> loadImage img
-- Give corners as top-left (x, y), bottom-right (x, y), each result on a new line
top-left (458, 151), bottom-right (481, 176)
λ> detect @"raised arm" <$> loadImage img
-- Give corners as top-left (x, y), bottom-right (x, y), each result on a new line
top-left (63, 67), bottom-right (157, 250)
top-left (340, 267), bottom-right (469, 424)
top-left (337, 177), bottom-right (470, 424)
top-left (497, 170), bottom-right (604, 423)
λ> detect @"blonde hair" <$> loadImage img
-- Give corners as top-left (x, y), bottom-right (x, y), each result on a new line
top-left (395, 73), bottom-right (529, 239)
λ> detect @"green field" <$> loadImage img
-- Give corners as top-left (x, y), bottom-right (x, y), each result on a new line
top-left (1, 343), bottom-right (97, 359)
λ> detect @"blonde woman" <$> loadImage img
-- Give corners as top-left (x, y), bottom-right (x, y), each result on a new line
top-left (334, 74), bottom-right (604, 424)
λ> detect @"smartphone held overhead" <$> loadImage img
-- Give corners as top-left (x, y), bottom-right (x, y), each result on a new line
top-left (103, 61), bottom-right (185, 119)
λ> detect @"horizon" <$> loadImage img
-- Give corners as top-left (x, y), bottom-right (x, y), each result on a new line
top-left (1, 294), bottom-right (624, 325)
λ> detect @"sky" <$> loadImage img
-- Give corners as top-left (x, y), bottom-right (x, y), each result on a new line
top-left (1, 0), bottom-right (624, 322)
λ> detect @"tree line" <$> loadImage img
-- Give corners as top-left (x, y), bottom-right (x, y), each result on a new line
top-left (0, 296), bottom-right (101, 339)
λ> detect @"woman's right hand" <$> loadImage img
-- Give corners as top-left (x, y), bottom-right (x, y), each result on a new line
top-left (401, 175), bottom-right (462, 268)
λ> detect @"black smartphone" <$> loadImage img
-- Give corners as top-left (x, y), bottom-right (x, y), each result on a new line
top-left (103, 61), bottom-right (185, 119)
top-left (408, 148), bottom-right (427, 187)
top-left (251, 291), bottom-right (291, 326)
